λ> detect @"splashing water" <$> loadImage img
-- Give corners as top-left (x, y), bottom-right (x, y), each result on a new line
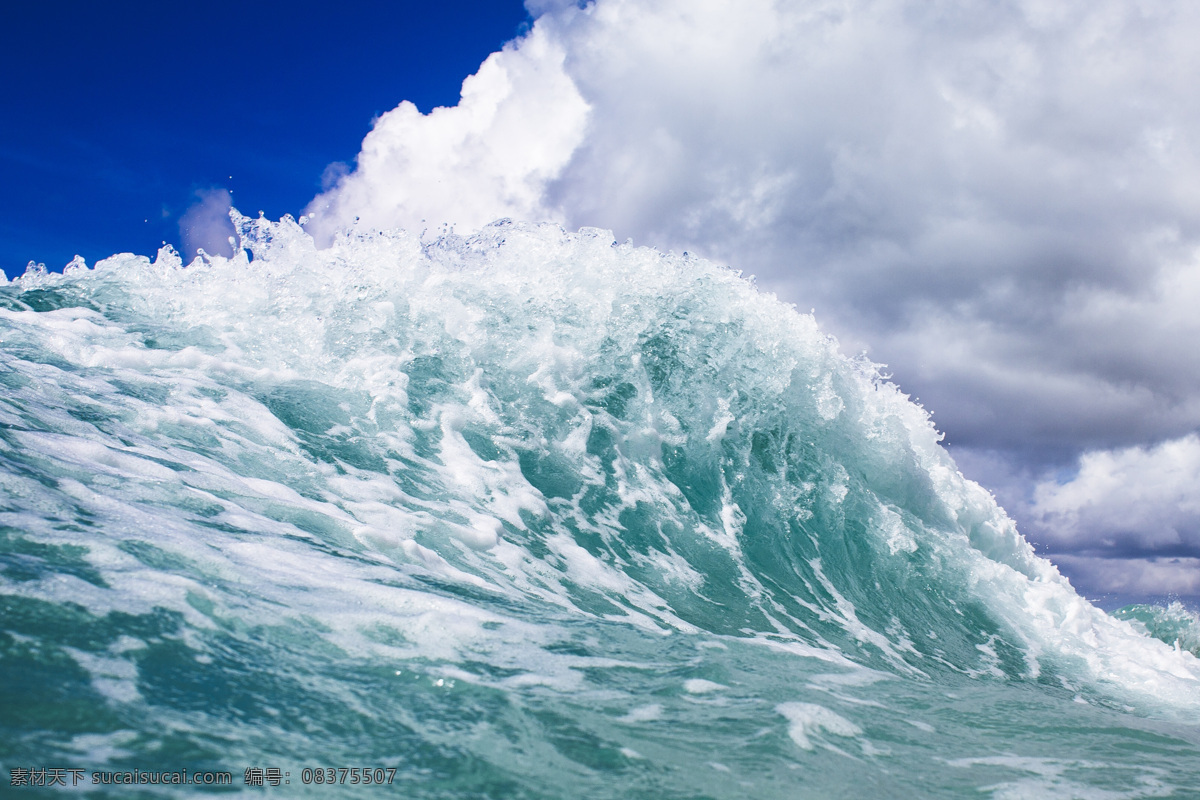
top-left (1116, 603), bottom-right (1200, 657)
top-left (1, 214), bottom-right (1197, 797)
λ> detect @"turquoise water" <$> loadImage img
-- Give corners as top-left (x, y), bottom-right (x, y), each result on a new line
top-left (2, 216), bottom-right (1198, 797)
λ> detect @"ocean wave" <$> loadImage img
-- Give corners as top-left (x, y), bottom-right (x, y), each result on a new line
top-left (1, 214), bottom-right (1196, 797)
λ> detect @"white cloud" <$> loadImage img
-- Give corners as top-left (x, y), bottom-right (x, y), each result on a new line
top-left (179, 188), bottom-right (236, 260)
top-left (305, 0), bottom-right (1200, 597)
top-left (304, 21), bottom-right (588, 242)
top-left (1029, 434), bottom-right (1200, 557)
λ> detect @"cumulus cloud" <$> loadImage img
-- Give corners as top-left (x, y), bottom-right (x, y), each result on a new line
top-left (179, 188), bottom-right (236, 260)
top-left (306, 0), bottom-right (1200, 598)
top-left (1028, 434), bottom-right (1200, 558)
top-left (305, 21), bottom-right (588, 242)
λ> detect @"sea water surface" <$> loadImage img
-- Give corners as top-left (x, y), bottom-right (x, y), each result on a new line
top-left (1, 215), bottom-right (1198, 798)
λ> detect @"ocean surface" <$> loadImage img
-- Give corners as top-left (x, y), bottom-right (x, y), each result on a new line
top-left (2, 216), bottom-right (1198, 798)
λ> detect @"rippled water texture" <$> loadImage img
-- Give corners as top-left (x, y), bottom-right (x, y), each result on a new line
top-left (1, 216), bottom-right (1197, 797)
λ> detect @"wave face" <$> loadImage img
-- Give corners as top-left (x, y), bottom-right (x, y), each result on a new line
top-left (1, 216), bottom-right (1198, 797)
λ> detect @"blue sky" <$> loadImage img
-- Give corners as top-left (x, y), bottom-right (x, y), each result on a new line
top-left (1, 0), bottom-right (530, 276)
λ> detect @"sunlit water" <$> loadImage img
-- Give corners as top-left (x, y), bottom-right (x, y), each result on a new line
top-left (2, 215), bottom-right (1197, 797)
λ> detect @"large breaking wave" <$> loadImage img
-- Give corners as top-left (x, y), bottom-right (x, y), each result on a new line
top-left (1, 215), bottom-right (1197, 797)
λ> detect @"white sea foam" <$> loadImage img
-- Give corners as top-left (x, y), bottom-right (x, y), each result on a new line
top-left (775, 702), bottom-right (863, 751)
top-left (683, 678), bottom-right (726, 694)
